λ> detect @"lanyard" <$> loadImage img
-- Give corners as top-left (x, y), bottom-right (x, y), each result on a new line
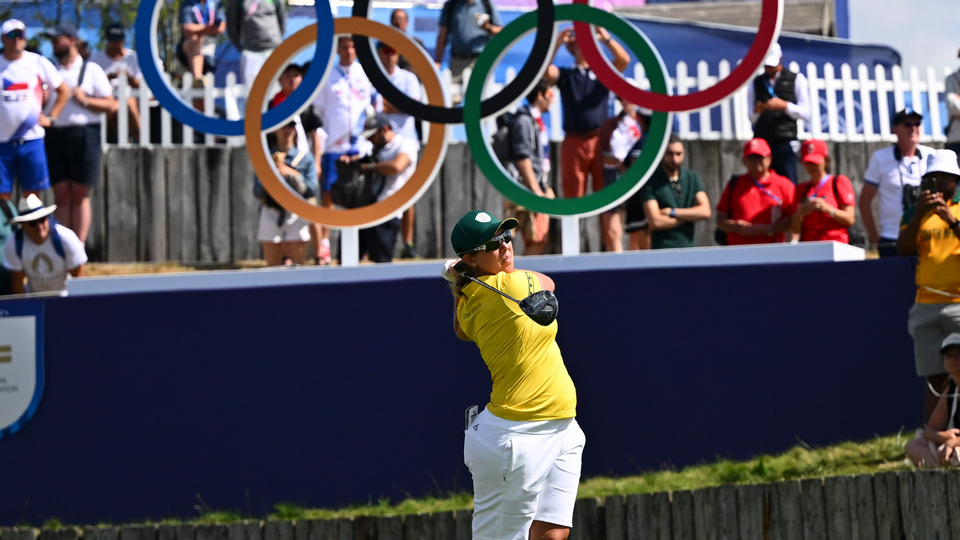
top-left (763, 78), bottom-right (776, 98)
top-left (754, 180), bottom-right (783, 206)
top-left (194, 1), bottom-right (215, 24)
top-left (809, 175), bottom-right (830, 199)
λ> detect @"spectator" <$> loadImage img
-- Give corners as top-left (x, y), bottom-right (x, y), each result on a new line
top-left (178, 0), bottom-right (225, 80)
top-left (0, 19), bottom-right (68, 202)
top-left (227, 0), bottom-right (285, 86)
top-left (90, 21), bottom-right (142, 143)
top-left (313, 37), bottom-right (372, 265)
top-left (622, 109), bottom-right (653, 250)
top-left (47, 25), bottom-right (118, 242)
top-left (434, 0), bottom-right (501, 88)
top-left (502, 80), bottom-right (555, 256)
top-left (254, 119), bottom-right (317, 266)
top-left (945, 48), bottom-right (960, 157)
top-left (906, 333), bottom-right (960, 468)
top-left (861, 108), bottom-right (934, 257)
top-left (639, 134), bottom-right (711, 249)
top-left (3, 194), bottom-right (86, 294)
top-left (746, 42), bottom-right (811, 184)
top-left (340, 113), bottom-right (417, 263)
top-left (373, 41), bottom-right (421, 259)
top-left (389, 9), bottom-right (425, 74)
top-left (790, 139), bottom-right (856, 243)
top-left (897, 149), bottom-right (960, 423)
top-left (44, 24), bottom-right (118, 245)
top-left (544, 26), bottom-right (629, 200)
top-left (716, 138), bottom-right (795, 245)
top-left (269, 63), bottom-right (323, 262)
top-left (597, 94), bottom-right (642, 252)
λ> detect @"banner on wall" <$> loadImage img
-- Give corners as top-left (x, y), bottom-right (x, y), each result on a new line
top-left (0, 301), bottom-right (44, 440)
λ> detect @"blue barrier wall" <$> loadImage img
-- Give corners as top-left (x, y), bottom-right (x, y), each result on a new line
top-left (0, 257), bottom-right (919, 525)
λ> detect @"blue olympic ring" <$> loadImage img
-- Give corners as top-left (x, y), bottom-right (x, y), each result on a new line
top-left (135, 0), bottom-right (335, 137)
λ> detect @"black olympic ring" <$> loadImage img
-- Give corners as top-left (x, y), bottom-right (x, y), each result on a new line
top-left (351, 0), bottom-right (556, 123)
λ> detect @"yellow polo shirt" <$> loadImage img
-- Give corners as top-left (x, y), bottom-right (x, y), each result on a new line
top-left (456, 270), bottom-right (577, 421)
top-left (902, 192), bottom-right (960, 303)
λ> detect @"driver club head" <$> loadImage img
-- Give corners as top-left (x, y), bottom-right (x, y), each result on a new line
top-left (518, 290), bottom-right (559, 326)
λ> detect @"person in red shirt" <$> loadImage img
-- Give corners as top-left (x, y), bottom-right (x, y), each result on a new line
top-left (716, 138), bottom-right (796, 245)
top-left (790, 139), bottom-right (856, 243)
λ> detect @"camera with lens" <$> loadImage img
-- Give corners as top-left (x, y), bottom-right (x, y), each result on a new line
top-left (902, 185), bottom-right (920, 211)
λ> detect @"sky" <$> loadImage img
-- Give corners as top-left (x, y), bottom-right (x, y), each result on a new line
top-left (849, 0), bottom-right (960, 74)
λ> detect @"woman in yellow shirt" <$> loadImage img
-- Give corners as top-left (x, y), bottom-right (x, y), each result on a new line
top-left (444, 210), bottom-right (584, 540)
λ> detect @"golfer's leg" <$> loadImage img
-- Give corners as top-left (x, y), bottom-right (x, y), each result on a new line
top-left (532, 420), bottom-right (585, 539)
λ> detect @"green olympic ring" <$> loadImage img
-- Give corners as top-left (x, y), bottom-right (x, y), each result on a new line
top-left (464, 4), bottom-right (672, 217)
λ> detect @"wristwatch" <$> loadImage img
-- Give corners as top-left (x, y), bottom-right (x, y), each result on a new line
top-left (669, 208), bottom-right (676, 218)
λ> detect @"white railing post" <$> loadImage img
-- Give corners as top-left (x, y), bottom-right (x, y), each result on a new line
top-left (875, 65), bottom-right (892, 140)
top-left (181, 73), bottom-right (194, 147)
top-left (927, 65), bottom-right (944, 140)
top-left (139, 76), bottom-right (152, 146)
top-left (697, 60), bottom-right (717, 140)
top-left (840, 63), bottom-right (859, 141)
top-left (823, 63), bottom-right (840, 139)
top-left (806, 63), bottom-right (823, 138)
top-left (718, 60), bottom-right (733, 139)
top-left (675, 61), bottom-right (690, 138)
top-left (203, 76), bottom-right (215, 146)
top-left (858, 64), bottom-right (876, 141)
top-left (116, 72), bottom-right (129, 147)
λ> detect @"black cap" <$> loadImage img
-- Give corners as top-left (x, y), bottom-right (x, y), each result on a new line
top-left (106, 22), bottom-right (125, 42)
top-left (360, 113), bottom-right (390, 139)
top-left (45, 24), bottom-right (78, 39)
top-left (893, 108), bottom-right (922, 125)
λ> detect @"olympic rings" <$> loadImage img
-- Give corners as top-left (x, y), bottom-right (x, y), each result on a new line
top-left (571, 0), bottom-right (783, 112)
top-left (351, 0), bottom-right (556, 124)
top-left (245, 18), bottom-right (449, 228)
top-left (135, 0), bottom-right (335, 137)
top-left (464, 4), bottom-right (672, 217)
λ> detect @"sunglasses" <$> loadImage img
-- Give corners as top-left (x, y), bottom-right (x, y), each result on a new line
top-left (463, 229), bottom-right (512, 254)
top-left (670, 179), bottom-right (683, 200)
top-left (4, 30), bottom-right (25, 40)
top-left (899, 121), bottom-right (923, 128)
top-left (23, 216), bottom-right (47, 227)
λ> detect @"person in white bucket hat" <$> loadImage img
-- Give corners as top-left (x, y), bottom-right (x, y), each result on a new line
top-left (898, 149), bottom-right (960, 423)
top-left (3, 193), bottom-right (86, 294)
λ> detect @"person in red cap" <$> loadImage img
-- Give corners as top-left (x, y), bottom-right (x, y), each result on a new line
top-left (715, 138), bottom-right (795, 245)
top-left (790, 139), bottom-right (856, 243)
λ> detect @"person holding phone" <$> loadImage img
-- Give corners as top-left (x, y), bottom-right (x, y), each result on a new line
top-left (898, 149), bottom-right (960, 423)
top-left (790, 139), bottom-right (856, 242)
top-left (442, 210), bottom-right (585, 540)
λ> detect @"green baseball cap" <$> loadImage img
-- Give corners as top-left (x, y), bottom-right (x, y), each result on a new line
top-left (451, 211), bottom-right (519, 256)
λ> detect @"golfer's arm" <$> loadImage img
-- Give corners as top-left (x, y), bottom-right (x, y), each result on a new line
top-left (526, 270), bottom-right (554, 292)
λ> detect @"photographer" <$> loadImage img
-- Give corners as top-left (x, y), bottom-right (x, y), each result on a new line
top-left (862, 109), bottom-right (934, 256)
top-left (254, 119), bottom-right (318, 266)
top-left (340, 113), bottom-right (417, 262)
top-left (897, 149), bottom-right (960, 423)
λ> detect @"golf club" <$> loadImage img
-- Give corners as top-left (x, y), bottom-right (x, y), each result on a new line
top-left (454, 262), bottom-right (559, 326)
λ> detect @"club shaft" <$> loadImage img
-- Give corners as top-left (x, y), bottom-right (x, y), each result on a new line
top-left (464, 274), bottom-right (521, 303)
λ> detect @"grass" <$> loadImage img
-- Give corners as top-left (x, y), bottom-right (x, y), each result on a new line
top-left (164, 431), bottom-right (911, 525)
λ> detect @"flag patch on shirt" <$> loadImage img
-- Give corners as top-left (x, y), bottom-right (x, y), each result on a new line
top-left (3, 78), bottom-right (28, 91)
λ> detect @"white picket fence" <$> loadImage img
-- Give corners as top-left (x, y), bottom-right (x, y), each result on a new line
top-left (104, 60), bottom-right (958, 147)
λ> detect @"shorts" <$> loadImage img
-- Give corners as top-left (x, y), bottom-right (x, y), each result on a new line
top-left (504, 200), bottom-right (549, 245)
top-left (907, 302), bottom-right (960, 376)
top-left (624, 190), bottom-right (648, 232)
top-left (320, 152), bottom-right (345, 192)
top-left (464, 408), bottom-right (585, 540)
top-left (258, 205), bottom-right (311, 243)
top-left (0, 138), bottom-right (50, 193)
top-left (45, 125), bottom-right (102, 186)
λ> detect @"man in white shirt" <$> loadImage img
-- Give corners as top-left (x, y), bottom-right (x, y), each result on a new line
top-left (746, 42), bottom-right (811, 184)
top-left (3, 194), bottom-right (86, 294)
top-left (0, 19), bottom-right (68, 201)
top-left (861, 108), bottom-right (935, 257)
top-left (90, 21), bottom-right (142, 142)
top-left (373, 40), bottom-right (422, 259)
top-left (44, 24), bottom-right (118, 245)
top-left (945, 48), bottom-right (960, 157)
top-left (313, 36), bottom-right (372, 264)
top-left (341, 113), bottom-right (417, 263)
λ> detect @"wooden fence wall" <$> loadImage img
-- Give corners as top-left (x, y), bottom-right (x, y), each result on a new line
top-left (4, 470), bottom-right (960, 539)
top-left (83, 140), bottom-right (924, 263)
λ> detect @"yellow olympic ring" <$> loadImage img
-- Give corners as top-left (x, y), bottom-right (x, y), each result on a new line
top-left (245, 18), bottom-right (450, 228)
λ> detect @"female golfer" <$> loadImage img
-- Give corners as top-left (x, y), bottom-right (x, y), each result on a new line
top-left (443, 210), bottom-right (585, 540)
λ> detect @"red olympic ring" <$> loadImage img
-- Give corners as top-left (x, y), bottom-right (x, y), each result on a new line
top-left (571, 0), bottom-right (783, 112)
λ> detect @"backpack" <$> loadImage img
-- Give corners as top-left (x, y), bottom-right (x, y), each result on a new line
top-left (15, 224), bottom-right (65, 261)
top-left (827, 173), bottom-right (867, 247)
top-left (331, 154), bottom-right (385, 209)
top-left (490, 109), bottom-right (536, 174)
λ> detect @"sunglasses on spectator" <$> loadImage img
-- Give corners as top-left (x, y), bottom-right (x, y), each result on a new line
top-left (4, 30), bottom-right (25, 40)
top-left (464, 230), bottom-right (512, 254)
top-left (899, 121), bottom-right (922, 128)
top-left (23, 216), bottom-right (47, 227)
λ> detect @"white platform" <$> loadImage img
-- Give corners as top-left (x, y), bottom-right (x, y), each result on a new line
top-left (67, 242), bottom-right (865, 297)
